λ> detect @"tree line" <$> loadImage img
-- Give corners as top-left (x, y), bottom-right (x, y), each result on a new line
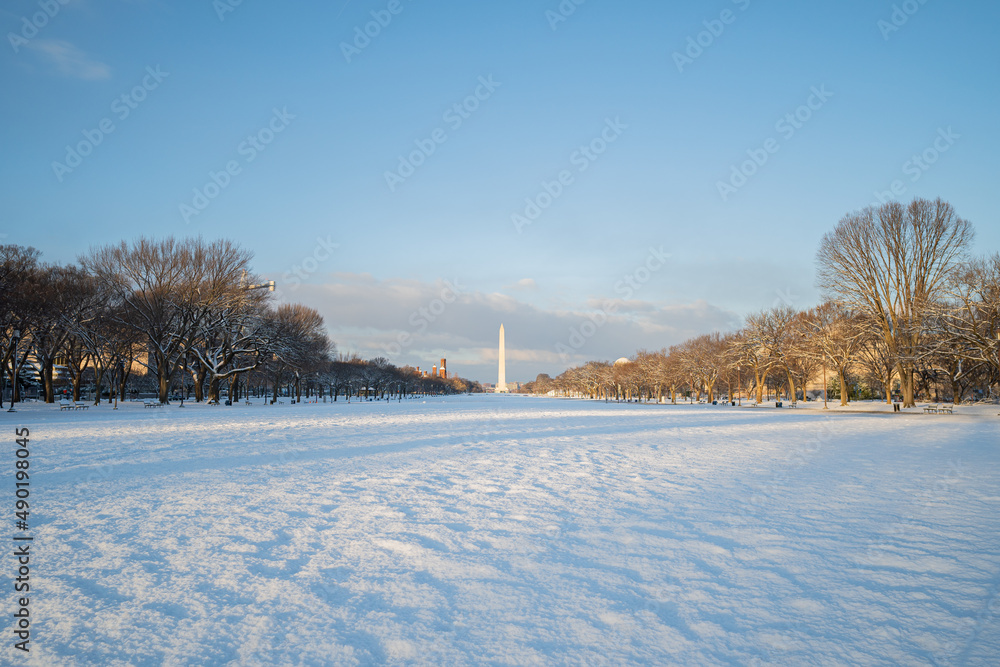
top-left (1, 237), bottom-right (481, 406)
top-left (526, 199), bottom-right (1000, 408)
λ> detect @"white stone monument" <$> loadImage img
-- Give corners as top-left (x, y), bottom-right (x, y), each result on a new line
top-left (496, 324), bottom-right (509, 393)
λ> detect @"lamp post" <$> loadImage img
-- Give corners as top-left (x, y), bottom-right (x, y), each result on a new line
top-left (8, 329), bottom-right (21, 413)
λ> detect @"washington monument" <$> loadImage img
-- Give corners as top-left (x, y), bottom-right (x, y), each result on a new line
top-left (496, 324), bottom-right (508, 393)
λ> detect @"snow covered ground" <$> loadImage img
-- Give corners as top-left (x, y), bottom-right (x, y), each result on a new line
top-left (4, 395), bottom-right (999, 666)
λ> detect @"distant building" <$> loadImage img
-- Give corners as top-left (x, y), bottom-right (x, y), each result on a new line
top-left (418, 359), bottom-right (449, 379)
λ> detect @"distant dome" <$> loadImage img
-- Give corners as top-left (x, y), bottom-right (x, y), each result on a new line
top-left (613, 357), bottom-right (632, 366)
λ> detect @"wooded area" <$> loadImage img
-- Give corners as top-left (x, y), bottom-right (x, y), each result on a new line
top-left (1, 237), bottom-right (479, 406)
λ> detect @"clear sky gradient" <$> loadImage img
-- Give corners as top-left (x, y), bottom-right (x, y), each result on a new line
top-left (2, 0), bottom-right (998, 383)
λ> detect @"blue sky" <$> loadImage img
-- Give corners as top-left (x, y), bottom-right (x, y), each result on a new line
top-left (2, 0), bottom-right (998, 383)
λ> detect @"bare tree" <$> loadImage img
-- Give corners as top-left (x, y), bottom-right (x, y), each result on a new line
top-left (1, 246), bottom-right (41, 406)
top-left (81, 237), bottom-right (256, 403)
top-left (817, 198), bottom-right (974, 407)
top-left (72, 302), bottom-right (143, 405)
top-left (945, 253), bottom-right (1000, 394)
top-left (802, 302), bottom-right (865, 406)
top-left (854, 322), bottom-right (897, 404)
top-left (732, 314), bottom-right (778, 403)
top-left (745, 307), bottom-right (801, 401)
top-left (267, 303), bottom-right (331, 403)
top-left (26, 264), bottom-right (98, 402)
top-left (185, 284), bottom-right (274, 403)
top-left (677, 333), bottom-right (728, 403)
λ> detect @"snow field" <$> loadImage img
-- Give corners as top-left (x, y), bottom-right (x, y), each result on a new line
top-left (3, 395), bottom-right (999, 665)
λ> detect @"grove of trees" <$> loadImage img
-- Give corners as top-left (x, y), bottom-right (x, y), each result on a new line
top-left (1, 237), bottom-right (480, 406)
top-left (526, 199), bottom-right (1000, 407)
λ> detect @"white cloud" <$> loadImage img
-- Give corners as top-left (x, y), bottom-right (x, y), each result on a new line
top-left (27, 39), bottom-right (110, 80)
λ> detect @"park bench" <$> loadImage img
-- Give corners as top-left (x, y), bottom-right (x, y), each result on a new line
top-left (142, 399), bottom-right (161, 408)
top-left (59, 399), bottom-right (74, 411)
top-left (788, 402), bottom-right (798, 408)
top-left (73, 401), bottom-right (89, 410)
top-left (938, 404), bottom-right (954, 414)
top-left (923, 404), bottom-right (939, 414)
top-left (748, 401), bottom-right (759, 408)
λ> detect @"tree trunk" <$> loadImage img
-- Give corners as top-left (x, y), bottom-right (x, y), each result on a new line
top-left (838, 369), bottom-right (849, 406)
top-left (94, 367), bottom-right (103, 406)
top-left (193, 367), bottom-right (204, 402)
top-left (72, 372), bottom-right (83, 401)
top-left (755, 370), bottom-right (764, 403)
top-left (158, 356), bottom-right (170, 404)
top-left (208, 375), bottom-right (221, 403)
top-left (42, 358), bottom-right (55, 403)
top-left (897, 362), bottom-right (915, 408)
top-left (786, 370), bottom-right (796, 403)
